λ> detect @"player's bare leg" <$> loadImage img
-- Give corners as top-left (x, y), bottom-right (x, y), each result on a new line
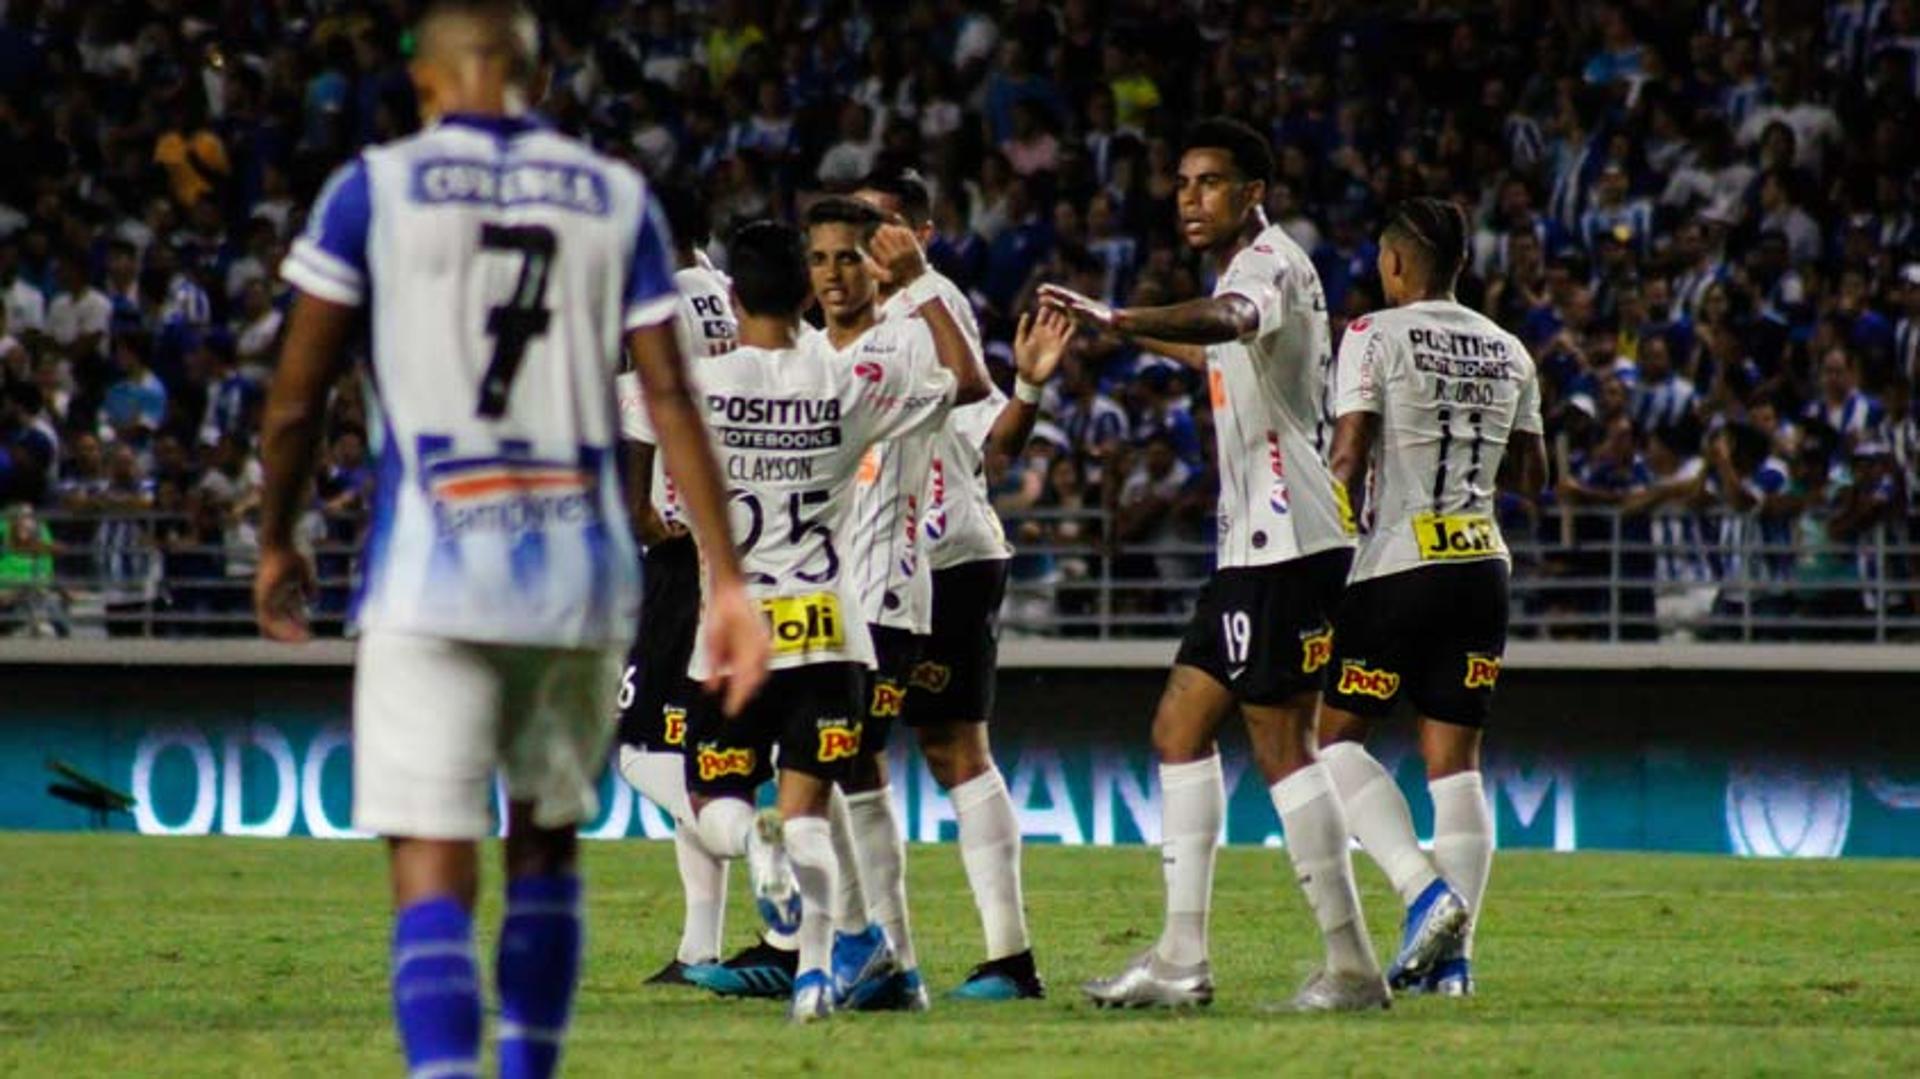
top-left (1083, 664), bottom-right (1233, 1008)
top-left (385, 837), bottom-right (484, 1077)
top-left (776, 771), bottom-right (843, 1023)
top-left (496, 803), bottom-right (583, 1079)
top-left (836, 752), bottom-right (918, 1010)
top-left (1418, 716), bottom-right (1491, 995)
top-left (1242, 694), bottom-right (1388, 1012)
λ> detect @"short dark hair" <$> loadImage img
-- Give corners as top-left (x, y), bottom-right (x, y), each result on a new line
top-left (857, 168), bottom-right (933, 228)
top-left (727, 220), bottom-right (809, 316)
top-left (1384, 196), bottom-right (1469, 286)
top-left (1179, 117), bottom-right (1274, 185)
top-left (804, 196), bottom-right (885, 234)
top-left (654, 182), bottom-right (710, 250)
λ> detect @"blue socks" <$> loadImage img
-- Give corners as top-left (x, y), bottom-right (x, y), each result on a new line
top-left (392, 897), bottom-right (482, 1078)
top-left (495, 874), bottom-right (582, 1079)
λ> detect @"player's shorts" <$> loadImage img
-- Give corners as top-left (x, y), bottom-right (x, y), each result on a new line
top-left (1173, 547), bottom-right (1351, 706)
top-left (616, 534), bottom-right (699, 754)
top-left (1324, 559), bottom-right (1510, 728)
top-left (863, 625), bottom-right (925, 752)
top-left (353, 630), bottom-right (622, 839)
top-left (683, 662), bottom-right (866, 798)
top-left (905, 559), bottom-right (1008, 726)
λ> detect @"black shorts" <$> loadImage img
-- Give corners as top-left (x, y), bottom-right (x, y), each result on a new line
top-left (616, 535), bottom-right (700, 753)
top-left (863, 625), bottom-right (924, 753)
top-left (684, 662), bottom-right (865, 798)
top-left (1324, 560), bottom-right (1510, 728)
top-left (905, 559), bottom-right (1008, 726)
top-left (1174, 548), bottom-right (1350, 706)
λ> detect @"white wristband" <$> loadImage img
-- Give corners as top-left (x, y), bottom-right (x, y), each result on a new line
top-left (1014, 378), bottom-right (1045, 405)
top-left (897, 274), bottom-right (944, 314)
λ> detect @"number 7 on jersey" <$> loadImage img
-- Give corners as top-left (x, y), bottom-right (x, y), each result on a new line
top-left (476, 223), bottom-right (557, 419)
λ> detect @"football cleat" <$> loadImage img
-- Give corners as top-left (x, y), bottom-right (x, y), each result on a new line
top-left (1081, 951), bottom-right (1214, 1009)
top-left (683, 940), bottom-right (798, 998)
top-left (872, 968), bottom-right (931, 1012)
top-left (789, 969), bottom-right (835, 1024)
top-left (830, 924), bottom-right (899, 1010)
top-left (1284, 968), bottom-right (1392, 1013)
top-left (643, 958), bottom-right (699, 987)
top-left (746, 808), bottom-right (802, 935)
top-left (1385, 879), bottom-right (1469, 989)
top-left (949, 950), bottom-right (1046, 1001)
top-left (1425, 957), bottom-right (1474, 997)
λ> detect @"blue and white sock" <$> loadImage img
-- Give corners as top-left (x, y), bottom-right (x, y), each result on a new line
top-left (391, 896), bottom-right (482, 1079)
top-left (496, 874), bottom-right (582, 1079)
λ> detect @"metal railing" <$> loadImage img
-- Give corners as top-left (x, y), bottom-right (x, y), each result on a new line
top-left (4, 506), bottom-right (1918, 643)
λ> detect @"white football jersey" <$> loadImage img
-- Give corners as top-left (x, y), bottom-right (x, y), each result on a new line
top-left (686, 324), bottom-right (958, 678)
top-left (1206, 224), bottom-right (1351, 568)
top-left (879, 269), bottom-right (1011, 568)
top-left (617, 262), bottom-right (738, 529)
top-left (1333, 299), bottom-right (1543, 584)
top-left (281, 113), bottom-right (676, 648)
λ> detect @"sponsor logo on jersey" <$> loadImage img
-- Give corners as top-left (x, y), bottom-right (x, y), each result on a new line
top-left (1336, 661), bottom-right (1400, 700)
top-left (412, 159), bottom-right (611, 216)
top-left (661, 705), bottom-right (687, 746)
top-left (908, 660), bottom-right (952, 693)
top-left (870, 681), bottom-right (907, 718)
top-left (1350, 316), bottom-right (1372, 333)
top-left (857, 448), bottom-right (882, 486)
top-left (1267, 431), bottom-right (1290, 514)
top-left (1300, 626), bottom-right (1333, 674)
top-left (1463, 653), bottom-right (1501, 689)
top-left (898, 494), bottom-right (920, 579)
top-left (853, 361), bottom-right (885, 383)
top-left (924, 460), bottom-right (948, 541)
top-left (695, 744), bottom-right (756, 782)
top-left (424, 452), bottom-right (596, 537)
top-left (1413, 512), bottom-right (1500, 560)
top-left (1209, 367), bottom-right (1227, 410)
top-left (707, 395), bottom-right (843, 451)
top-left (817, 720), bottom-right (862, 763)
top-left (760, 592), bottom-right (846, 657)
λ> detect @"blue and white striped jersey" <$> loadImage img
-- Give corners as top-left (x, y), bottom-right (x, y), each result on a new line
top-left (281, 113), bottom-right (678, 648)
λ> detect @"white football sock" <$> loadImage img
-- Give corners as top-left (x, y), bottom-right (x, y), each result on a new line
top-left (1270, 763), bottom-right (1380, 978)
top-left (781, 816), bottom-right (836, 976)
top-left (1320, 741), bottom-right (1438, 906)
top-left (1429, 770), bottom-right (1493, 959)
top-left (827, 787), bottom-right (870, 935)
top-left (618, 747), bottom-right (693, 825)
top-left (692, 797), bottom-right (755, 860)
top-left (845, 787), bottom-right (916, 970)
top-left (671, 828), bottom-right (727, 965)
top-left (1155, 755), bottom-right (1223, 968)
top-left (951, 768), bottom-right (1030, 960)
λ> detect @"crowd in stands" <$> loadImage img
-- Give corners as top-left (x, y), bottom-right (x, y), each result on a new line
top-left (0, 0), bottom-right (1917, 638)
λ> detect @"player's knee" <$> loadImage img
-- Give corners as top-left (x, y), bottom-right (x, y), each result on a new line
top-left (503, 826), bottom-right (578, 880)
top-left (1318, 705), bottom-right (1371, 749)
top-left (1150, 709), bottom-right (1215, 764)
top-left (918, 722), bottom-right (990, 789)
top-left (843, 750), bottom-right (887, 793)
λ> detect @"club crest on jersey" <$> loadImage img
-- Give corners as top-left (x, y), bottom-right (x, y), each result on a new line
top-left (694, 744), bottom-right (755, 782)
top-left (817, 720), bottom-right (862, 762)
top-left (1463, 654), bottom-right (1502, 689)
top-left (660, 706), bottom-right (687, 747)
top-left (1336, 661), bottom-right (1400, 700)
top-left (423, 449), bottom-right (595, 537)
top-left (1299, 626), bottom-right (1333, 674)
top-left (908, 661), bottom-right (952, 693)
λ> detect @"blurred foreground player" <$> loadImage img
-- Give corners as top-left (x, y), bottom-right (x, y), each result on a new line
top-left (1047, 118), bottom-right (1386, 1011)
top-left (1319, 197), bottom-right (1548, 997)
top-left (254, 3), bottom-right (767, 1074)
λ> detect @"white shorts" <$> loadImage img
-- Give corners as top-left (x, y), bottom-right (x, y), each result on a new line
top-left (353, 631), bottom-right (622, 840)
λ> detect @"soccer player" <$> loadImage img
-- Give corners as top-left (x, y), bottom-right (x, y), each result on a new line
top-left (609, 181), bottom-right (745, 988)
top-left (1318, 196), bottom-right (1547, 998)
top-left (675, 218), bottom-right (990, 1022)
top-left (850, 171), bottom-right (1049, 1000)
top-left (1044, 118), bottom-right (1388, 1011)
top-left (253, 3), bottom-right (768, 1076)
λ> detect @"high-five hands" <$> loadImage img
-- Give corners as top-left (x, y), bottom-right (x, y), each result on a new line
top-left (1036, 283), bottom-right (1115, 330)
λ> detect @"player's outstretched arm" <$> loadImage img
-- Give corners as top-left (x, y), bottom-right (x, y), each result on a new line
top-left (255, 293), bottom-right (357, 642)
top-left (627, 321), bottom-right (770, 715)
top-left (987, 307), bottom-right (1074, 457)
top-left (1327, 411), bottom-right (1380, 537)
top-left (1038, 282), bottom-right (1258, 347)
top-left (868, 223), bottom-right (991, 405)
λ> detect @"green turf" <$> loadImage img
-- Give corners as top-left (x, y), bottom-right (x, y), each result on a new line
top-left (2, 834), bottom-right (1916, 1077)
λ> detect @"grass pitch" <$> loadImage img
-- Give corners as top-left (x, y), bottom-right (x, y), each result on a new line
top-left (2, 834), bottom-right (1916, 1077)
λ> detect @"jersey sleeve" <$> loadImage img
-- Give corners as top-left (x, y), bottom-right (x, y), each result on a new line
top-left (1332, 317), bottom-right (1385, 417)
top-left (282, 157), bottom-right (371, 307)
top-left (853, 321), bottom-right (957, 443)
top-left (1214, 241), bottom-right (1288, 340)
top-left (1514, 360), bottom-right (1545, 435)
top-left (622, 193), bottom-right (679, 332)
top-left (615, 370), bottom-right (655, 443)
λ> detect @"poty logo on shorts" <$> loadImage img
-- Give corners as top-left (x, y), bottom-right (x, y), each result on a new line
top-left (1336, 661), bottom-right (1399, 700)
top-left (1299, 626), bottom-right (1333, 674)
top-left (870, 682), bottom-right (906, 718)
top-left (661, 706), bottom-right (687, 746)
top-left (1463, 654), bottom-right (1501, 689)
top-left (818, 722), bottom-right (862, 762)
top-left (908, 660), bottom-right (952, 693)
top-left (695, 745), bottom-right (755, 782)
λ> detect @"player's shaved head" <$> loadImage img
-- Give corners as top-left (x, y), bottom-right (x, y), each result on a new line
top-left (413, 0), bottom-right (540, 118)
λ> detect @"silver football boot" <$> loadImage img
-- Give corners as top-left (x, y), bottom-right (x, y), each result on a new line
top-left (1284, 968), bottom-right (1393, 1013)
top-left (1082, 950), bottom-right (1215, 1008)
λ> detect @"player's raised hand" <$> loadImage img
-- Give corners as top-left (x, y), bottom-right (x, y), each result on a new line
top-left (1036, 283), bottom-right (1115, 329)
top-left (863, 223), bottom-right (927, 288)
top-left (1014, 306), bottom-right (1075, 386)
top-left (701, 576), bottom-right (772, 717)
top-left (254, 543), bottom-right (316, 643)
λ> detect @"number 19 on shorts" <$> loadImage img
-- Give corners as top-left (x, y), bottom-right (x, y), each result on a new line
top-left (1221, 610), bottom-right (1252, 666)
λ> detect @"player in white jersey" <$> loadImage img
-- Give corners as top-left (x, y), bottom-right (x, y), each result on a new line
top-left (252, 4), bottom-right (767, 1076)
top-left (850, 171), bottom-right (1052, 1000)
top-left (1043, 119), bottom-right (1387, 1012)
top-left (603, 182), bottom-right (750, 989)
top-left (1318, 197), bottom-right (1547, 999)
top-left (673, 220), bottom-right (990, 1022)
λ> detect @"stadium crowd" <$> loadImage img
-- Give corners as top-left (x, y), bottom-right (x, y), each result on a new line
top-left (0, 0), bottom-right (1917, 638)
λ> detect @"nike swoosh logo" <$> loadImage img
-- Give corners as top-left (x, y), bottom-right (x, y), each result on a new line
top-left (1228, 666), bottom-right (1247, 680)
